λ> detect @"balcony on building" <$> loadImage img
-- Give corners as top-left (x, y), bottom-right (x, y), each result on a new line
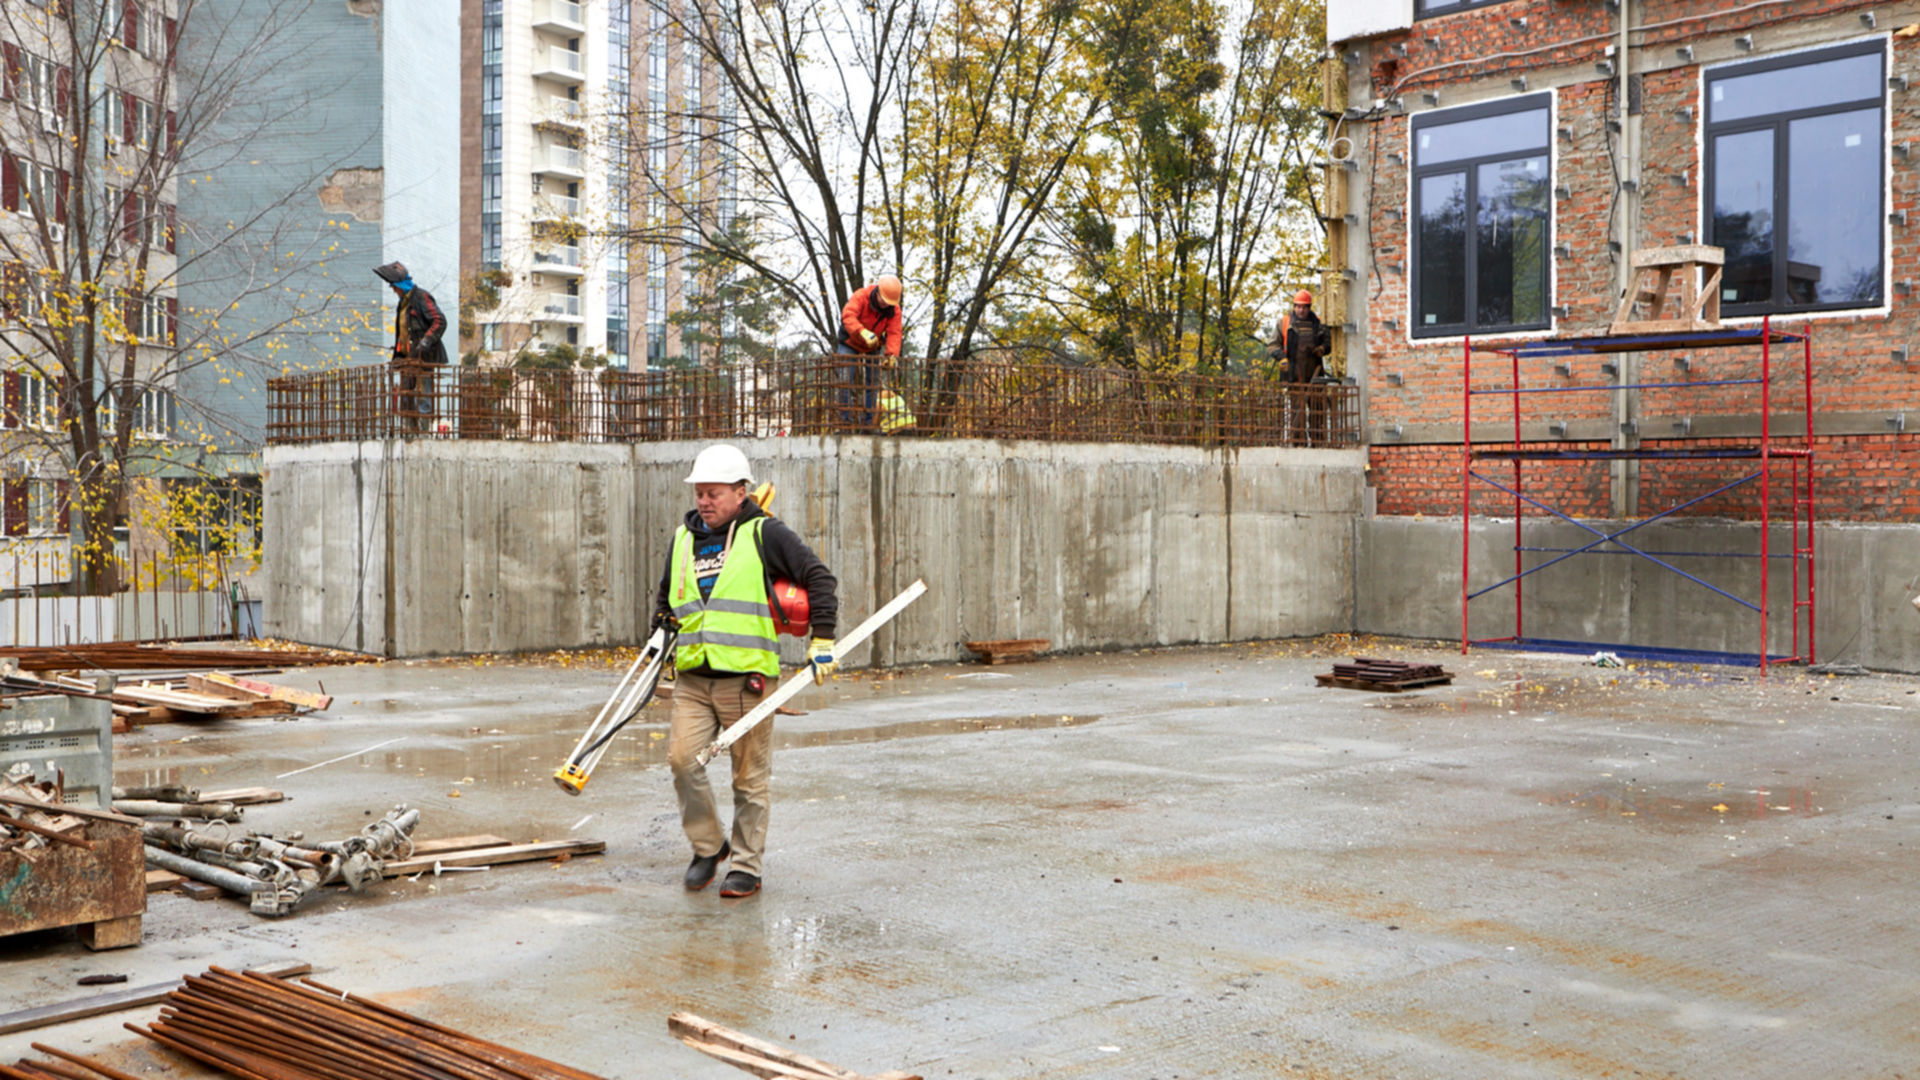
top-left (535, 144), bottom-right (586, 181)
top-left (535, 95), bottom-right (585, 134)
top-left (532, 193), bottom-right (582, 223)
top-left (536, 293), bottom-right (584, 323)
top-left (533, 245), bottom-right (584, 277)
top-left (533, 45), bottom-right (585, 85)
top-left (533, 0), bottom-right (586, 35)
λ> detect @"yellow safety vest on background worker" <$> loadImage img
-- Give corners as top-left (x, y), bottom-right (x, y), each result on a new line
top-left (669, 519), bottom-right (781, 677)
top-left (878, 390), bottom-right (916, 434)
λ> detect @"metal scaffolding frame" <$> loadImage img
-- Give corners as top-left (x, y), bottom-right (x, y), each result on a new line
top-left (1460, 318), bottom-right (1815, 672)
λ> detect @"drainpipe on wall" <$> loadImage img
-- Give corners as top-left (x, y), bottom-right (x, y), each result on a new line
top-left (1613, 0), bottom-right (1641, 517)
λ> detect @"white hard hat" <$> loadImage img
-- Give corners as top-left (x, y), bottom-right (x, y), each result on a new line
top-left (685, 444), bottom-right (753, 485)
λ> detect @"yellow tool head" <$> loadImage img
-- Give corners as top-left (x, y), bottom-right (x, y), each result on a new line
top-left (750, 481), bottom-right (776, 514)
top-left (553, 764), bottom-right (590, 796)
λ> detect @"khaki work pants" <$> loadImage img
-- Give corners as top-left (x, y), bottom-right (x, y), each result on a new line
top-left (667, 672), bottom-right (774, 878)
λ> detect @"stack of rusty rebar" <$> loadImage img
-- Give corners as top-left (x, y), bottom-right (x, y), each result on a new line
top-left (0, 643), bottom-right (366, 673)
top-left (116, 966), bottom-right (603, 1080)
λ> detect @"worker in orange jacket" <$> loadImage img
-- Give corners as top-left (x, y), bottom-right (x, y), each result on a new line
top-left (836, 275), bottom-right (903, 430)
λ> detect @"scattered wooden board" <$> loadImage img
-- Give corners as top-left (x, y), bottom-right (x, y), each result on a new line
top-left (144, 869), bottom-right (185, 894)
top-left (0, 960), bottom-right (310, 1036)
top-left (178, 882), bottom-right (222, 901)
top-left (381, 839), bottom-right (605, 878)
top-left (670, 1011), bottom-right (920, 1080)
top-left (199, 671), bottom-right (332, 711)
top-left (406, 834), bottom-right (512, 857)
top-left (962, 638), bottom-right (1049, 665)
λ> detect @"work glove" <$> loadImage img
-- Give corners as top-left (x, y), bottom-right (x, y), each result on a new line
top-left (650, 610), bottom-right (679, 634)
top-left (808, 637), bottom-right (837, 685)
top-left (857, 328), bottom-right (880, 352)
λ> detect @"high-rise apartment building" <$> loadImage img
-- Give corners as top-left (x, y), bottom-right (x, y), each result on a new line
top-left (460, 0), bottom-right (736, 370)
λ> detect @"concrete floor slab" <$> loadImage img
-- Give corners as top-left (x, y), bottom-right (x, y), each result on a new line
top-left (2, 639), bottom-right (1916, 1078)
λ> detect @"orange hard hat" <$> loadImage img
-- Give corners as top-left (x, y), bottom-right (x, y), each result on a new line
top-left (875, 275), bottom-right (903, 308)
top-left (1294, 289), bottom-right (1313, 304)
top-left (769, 578), bottom-right (810, 637)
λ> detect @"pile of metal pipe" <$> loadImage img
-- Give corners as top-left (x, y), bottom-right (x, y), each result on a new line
top-left (124, 966), bottom-right (604, 1080)
top-left (143, 804), bottom-right (419, 916)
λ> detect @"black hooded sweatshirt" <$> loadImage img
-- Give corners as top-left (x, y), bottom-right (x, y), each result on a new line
top-left (653, 500), bottom-right (839, 675)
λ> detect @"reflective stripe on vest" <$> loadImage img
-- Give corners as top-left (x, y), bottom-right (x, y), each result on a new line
top-left (670, 518), bottom-right (780, 677)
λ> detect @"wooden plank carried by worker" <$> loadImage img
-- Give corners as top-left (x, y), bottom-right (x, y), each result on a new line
top-left (1611, 244), bottom-right (1724, 334)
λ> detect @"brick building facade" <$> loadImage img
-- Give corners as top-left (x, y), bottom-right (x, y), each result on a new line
top-left (1330, 1), bottom-right (1918, 525)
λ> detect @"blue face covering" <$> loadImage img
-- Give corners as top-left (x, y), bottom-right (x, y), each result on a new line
top-left (393, 276), bottom-right (415, 292)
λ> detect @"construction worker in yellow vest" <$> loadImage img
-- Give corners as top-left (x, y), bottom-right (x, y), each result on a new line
top-left (655, 444), bottom-right (839, 898)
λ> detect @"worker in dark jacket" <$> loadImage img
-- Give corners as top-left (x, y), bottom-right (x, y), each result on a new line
top-left (374, 262), bottom-right (448, 430)
top-left (1266, 288), bottom-right (1330, 384)
top-left (656, 444), bottom-right (839, 899)
top-left (1267, 289), bottom-right (1333, 445)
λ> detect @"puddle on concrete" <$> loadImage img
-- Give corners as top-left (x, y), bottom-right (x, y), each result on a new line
top-left (1534, 783), bottom-right (1821, 824)
top-left (108, 714), bottom-right (1101, 793)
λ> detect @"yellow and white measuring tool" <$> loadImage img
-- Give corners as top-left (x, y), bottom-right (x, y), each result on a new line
top-left (552, 624), bottom-right (677, 795)
top-left (695, 579), bottom-right (927, 766)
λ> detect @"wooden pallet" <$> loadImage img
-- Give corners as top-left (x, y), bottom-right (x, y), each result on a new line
top-left (963, 638), bottom-right (1050, 665)
top-left (1316, 671), bottom-right (1454, 693)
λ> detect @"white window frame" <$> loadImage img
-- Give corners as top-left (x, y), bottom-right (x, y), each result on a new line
top-left (132, 97), bottom-right (156, 151)
top-left (20, 372), bottom-right (55, 430)
top-left (133, 386), bottom-right (173, 439)
top-left (99, 91), bottom-right (124, 156)
top-left (24, 54), bottom-right (61, 133)
top-left (26, 479), bottom-right (59, 535)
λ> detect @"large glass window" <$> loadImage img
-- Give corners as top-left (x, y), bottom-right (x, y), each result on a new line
top-left (1706, 41), bottom-right (1885, 313)
top-left (1410, 94), bottom-right (1552, 338)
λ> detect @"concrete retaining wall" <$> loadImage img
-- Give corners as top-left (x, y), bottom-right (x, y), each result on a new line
top-left (1357, 516), bottom-right (1920, 671)
top-left (262, 439), bottom-right (1367, 664)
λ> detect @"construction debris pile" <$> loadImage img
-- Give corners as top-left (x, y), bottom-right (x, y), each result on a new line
top-left (142, 805), bottom-right (420, 917)
top-left (0, 777), bottom-right (93, 857)
top-left (3, 665), bottom-right (334, 730)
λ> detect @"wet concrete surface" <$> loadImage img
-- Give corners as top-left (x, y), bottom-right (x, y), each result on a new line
top-left (3, 638), bottom-right (1918, 1078)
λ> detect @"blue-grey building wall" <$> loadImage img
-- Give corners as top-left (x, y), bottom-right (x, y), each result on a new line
top-left (176, 0), bottom-right (452, 450)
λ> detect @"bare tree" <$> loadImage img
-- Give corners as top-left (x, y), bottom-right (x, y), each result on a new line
top-left (624, 0), bottom-right (926, 352)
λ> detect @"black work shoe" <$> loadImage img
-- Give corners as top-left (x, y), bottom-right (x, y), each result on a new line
top-left (684, 841), bottom-right (731, 890)
top-left (718, 871), bottom-right (761, 898)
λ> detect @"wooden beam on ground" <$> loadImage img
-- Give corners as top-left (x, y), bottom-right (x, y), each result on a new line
top-left (198, 672), bottom-right (331, 711)
top-left (380, 839), bottom-right (604, 878)
top-left (144, 869), bottom-right (185, 894)
top-left (405, 835), bottom-right (513, 857)
top-left (0, 961), bottom-right (310, 1037)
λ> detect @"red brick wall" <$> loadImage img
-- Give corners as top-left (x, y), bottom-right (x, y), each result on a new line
top-left (1355, 0), bottom-right (1919, 523)
top-left (1373, 433), bottom-right (1917, 520)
